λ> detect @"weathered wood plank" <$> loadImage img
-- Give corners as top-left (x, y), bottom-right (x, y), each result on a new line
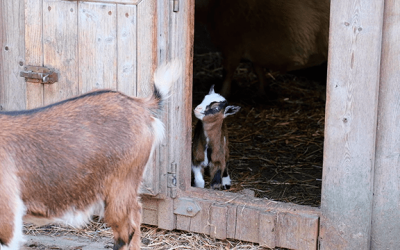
top-left (116, 4), bottom-right (136, 97)
top-left (168, 0), bottom-right (194, 193)
top-left (276, 212), bottom-right (318, 250)
top-left (43, 0), bottom-right (78, 105)
top-left (157, 198), bottom-right (175, 230)
top-left (235, 205), bottom-right (259, 243)
top-left (188, 199), bottom-right (212, 235)
top-left (259, 211), bottom-right (276, 248)
top-left (141, 197), bottom-right (158, 226)
top-left (136, 0), bottom-right (156, 97)
top-left (1, 0), bottom-right (26, 110)
top-left (371, 0), bottom-right (400, 248)
top-left (226, 204), bottom-right (237, 239)
top-left (136, 0), bottom-right (158, 196)
top-left (25, 0), bottom-right (43, 110)
top-left (210, 204), bottom-right (227, 240)
top-left (78, 2), bottom-right (117, 94)
top-left (175, 214), bottom-right (191, 232)
top-left (67, 0), bottom-right (141, 5)
top-left (320, 0), bottom-right (384, 249)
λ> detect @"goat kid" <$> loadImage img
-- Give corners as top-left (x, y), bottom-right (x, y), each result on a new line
top-left (191, 86), bottom-right (240, 189)
top-left (0, 60), bottom-right (181, 250)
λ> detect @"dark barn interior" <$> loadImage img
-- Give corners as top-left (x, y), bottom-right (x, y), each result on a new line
top-left (192, 23), bottom-right (327, 207)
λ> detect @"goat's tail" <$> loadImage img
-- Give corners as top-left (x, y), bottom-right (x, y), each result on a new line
top-left (152, 60), bottom-right (182, 115)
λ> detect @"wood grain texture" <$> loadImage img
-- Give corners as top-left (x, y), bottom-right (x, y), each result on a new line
top-left (226, 203), bottom-right (237, 239)
top-left (320, 0), bottom-right (384, 249)
top-left (276, 212), bottom-right (319, 250)
top-left (157, 198), bottom-right (175, 230)
top-left (25, 0), bottom-right (44, 109)
top-left (188, 199), bottom-right (212, 235)
top-left (371, 0), bottom-right (400, 248)
top-left (136, 0), bottom-right (156, 97)
top-left (210, 204), bottom-right (228, 239)
top-left (258, 212), bottom-right (276, 248)
top-left (67, 0), bottom-right (141, 5)
top-left (78, 1), bottom-right (117, 94)
top-left (0, 0), bottom-right (3, 110)
top-left (1, 0), bottom-right (26, 110)
top-left (116, 4), bottom-right (136, 97)
top-left (235, 206), bottom-right (260, 243)
top-left (136, 0), bottom-right (158, 195)
top-left (43, 0), bottom-right (78, 105)
top-left (141, 197), bottom-right (158, 226)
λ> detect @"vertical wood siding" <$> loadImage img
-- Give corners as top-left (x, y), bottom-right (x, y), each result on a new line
top-left (1, 0), bottom-right (26, 110)
top-left (43, 0), bottom-right (78, 105)
top-left (371, 0), bottom-right (400, 248)
top-left (320, 0), bottom-right (384, 249)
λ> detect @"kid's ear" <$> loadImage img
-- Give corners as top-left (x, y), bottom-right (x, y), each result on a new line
top-left (208, 85), bottom-right (215, 95)
top-left (224, 105), bottom-right (240, 117)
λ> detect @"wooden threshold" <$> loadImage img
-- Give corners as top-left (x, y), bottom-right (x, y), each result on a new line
top-left (142, 187), bottom-right (320, 250)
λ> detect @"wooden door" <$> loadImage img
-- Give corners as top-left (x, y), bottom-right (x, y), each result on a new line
top-left (1, 0), bottom-right (165, 196)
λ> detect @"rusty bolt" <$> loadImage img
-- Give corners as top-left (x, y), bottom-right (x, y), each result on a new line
top-left (125, 13), bottom-right (129, 18)
top-left (186, 207), bottom-right (193, 213)
top-left (48, 6), bottom-right (51, 11)
top-left (108, 11), bottom-right (112, 15)
top-left (4, 46), bottom-right (9, 51)
top-left (19, 61), bottom-right (23, 66)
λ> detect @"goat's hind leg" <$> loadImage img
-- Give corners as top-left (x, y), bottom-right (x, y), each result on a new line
top-left (0, 174), bottom-right (25, 250)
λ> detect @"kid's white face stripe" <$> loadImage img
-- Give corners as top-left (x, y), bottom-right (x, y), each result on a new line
top-left (194, 93), bottom-right (226, 120)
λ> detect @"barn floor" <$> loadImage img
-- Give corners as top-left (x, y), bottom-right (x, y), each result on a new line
top-left (192, 52), bottom-right (326, 207)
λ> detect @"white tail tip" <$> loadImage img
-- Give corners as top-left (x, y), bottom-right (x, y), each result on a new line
top-left (153, 59), bottom-right (182, 99)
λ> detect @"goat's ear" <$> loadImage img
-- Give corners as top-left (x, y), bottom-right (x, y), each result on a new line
top-left (209, 85), bottom-right (215, 95)
top-left (224, 105), bottom-right (240, 117)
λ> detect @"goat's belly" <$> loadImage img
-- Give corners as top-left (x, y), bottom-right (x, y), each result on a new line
top-left (23, 199), bottom-right (104, 227)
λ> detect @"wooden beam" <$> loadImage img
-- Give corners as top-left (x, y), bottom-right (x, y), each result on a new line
top-left (371, 0), bottom-right (400, 248)
top-left (320, 0), bottom-right (384, 249)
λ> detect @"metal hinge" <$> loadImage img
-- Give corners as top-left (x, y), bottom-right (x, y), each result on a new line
top-left (173, 0), bottom-right (179, 12)
top-left (20, 66), bottom-right (59, 84)
top-left (174, 198), bottom-right (201, 217)
top-left (167, 163), bottom-right (177, 198)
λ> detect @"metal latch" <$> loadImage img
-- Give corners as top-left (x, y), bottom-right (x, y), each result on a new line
top-left (174, 198), bottom-right (201, 217)
top-left (20, 66), bottom-right (59, 84)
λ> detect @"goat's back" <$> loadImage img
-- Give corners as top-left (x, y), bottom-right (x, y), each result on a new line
top-left (0, 90), bottom-right (155, 220)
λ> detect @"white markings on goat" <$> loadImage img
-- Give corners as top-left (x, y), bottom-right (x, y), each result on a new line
top-left (194, 89), bottom-right (226, 120)
top-left (153, 59), bottom-right (182, 98)
top-left (3, 196), bottom-right (25, 250)
top-left (222, 175), bottom-right (231, 187)
top-left (55, 199), bottom-right (105, 228)
top-left (192, 165), bottom-right (205, 188)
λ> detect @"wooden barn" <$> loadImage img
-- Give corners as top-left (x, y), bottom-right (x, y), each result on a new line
top-left (0, 0), bottom-right (399, 249)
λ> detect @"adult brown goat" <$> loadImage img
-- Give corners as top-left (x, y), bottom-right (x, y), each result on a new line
top-left (196, 0), bottom-right (330, 97)
top-left (0, 60), bottom-right (181, 250)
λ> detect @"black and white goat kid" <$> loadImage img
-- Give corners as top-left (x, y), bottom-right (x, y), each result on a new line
top-left (191, 86), bottom-right (240, 189)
